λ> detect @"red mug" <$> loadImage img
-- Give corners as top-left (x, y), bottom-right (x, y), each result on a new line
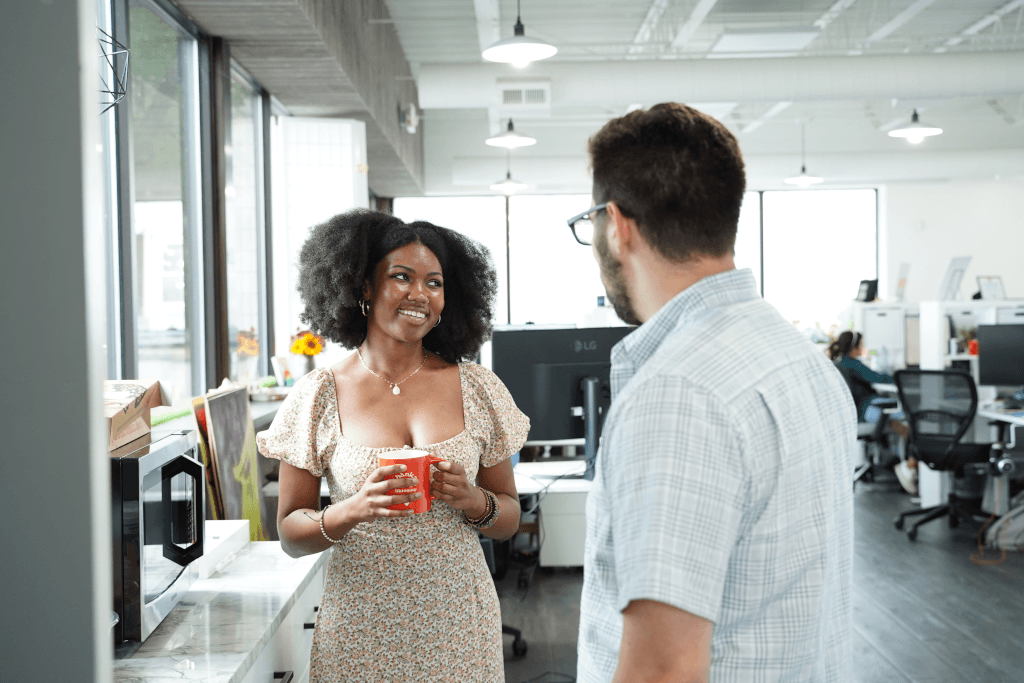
top-left (379, 449), bottom-right (447, 513)
top-left (968, 339), bottom-right (979, 355)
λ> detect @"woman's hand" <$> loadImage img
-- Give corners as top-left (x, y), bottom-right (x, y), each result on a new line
top-left (431, 461), bottom-right (487, 518)
top-left (335, 465), bottom-right (421, 524)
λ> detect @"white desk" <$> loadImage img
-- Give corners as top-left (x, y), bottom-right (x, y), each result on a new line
top-left (872, 382), bottom-right (898, 395)
top-left (513, 460), bottom-right (592, 567)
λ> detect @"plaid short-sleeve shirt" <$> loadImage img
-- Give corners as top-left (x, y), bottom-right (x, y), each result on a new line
top-left (578, 269), bottom-right (856, 683)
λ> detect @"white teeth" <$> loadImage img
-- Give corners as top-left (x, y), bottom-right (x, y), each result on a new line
top-left (399, 309), bottom-right (426, 319)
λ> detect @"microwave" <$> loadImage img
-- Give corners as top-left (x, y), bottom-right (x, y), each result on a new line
top-left (111, 430), bottom-right (204, 644)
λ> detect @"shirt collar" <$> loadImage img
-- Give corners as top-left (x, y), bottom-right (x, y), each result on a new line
top-left (611, 268), bottom-right (759, 376)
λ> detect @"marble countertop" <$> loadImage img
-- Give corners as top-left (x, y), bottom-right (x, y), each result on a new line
top-left (114, 542), bottom-right (329, 683)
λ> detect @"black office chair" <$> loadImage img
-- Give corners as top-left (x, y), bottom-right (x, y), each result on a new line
top-left (834, 362), bottom-right (897, 488)
top-left (892, 369), bottom-right (1008, 541)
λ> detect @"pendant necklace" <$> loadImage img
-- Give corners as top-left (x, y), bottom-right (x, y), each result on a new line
top-left (357, 349), bottom-right (427, 395)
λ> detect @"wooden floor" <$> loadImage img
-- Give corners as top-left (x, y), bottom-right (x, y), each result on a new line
top-left (497, 477), bottom-right (1024, 683)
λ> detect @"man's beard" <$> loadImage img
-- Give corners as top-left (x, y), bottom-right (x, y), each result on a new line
top-left (594, 226), bottom-right (642, 326)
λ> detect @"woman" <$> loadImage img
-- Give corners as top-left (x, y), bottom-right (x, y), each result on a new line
top-left (256, 209), bottom-right (529, 683)
top-left (827, 330), bottom-right (894, 422)
top-left (827, 330), bottom-right (915, 492)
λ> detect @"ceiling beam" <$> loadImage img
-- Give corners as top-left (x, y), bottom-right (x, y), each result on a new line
top-left (472, 0), bottom-right (501, 54)
top-left (937, 0), bottom-right (1024, 51)
top-left (814, 0), bottom-right (860, 31)
top-left (419, 51), bottom-right (1024, 109)
top-left (741, 101), bottom-right (792, 134)
top-left (865, 0), bottom-right (939, 43)
top-left (628, 0), bottom-right (671, 56)
top-left (669, 0), bottom-right (720, 50)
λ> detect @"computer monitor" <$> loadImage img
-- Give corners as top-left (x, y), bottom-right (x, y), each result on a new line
top-left (490, 326), bottom-right (635, 479)
top-left (977, 324), bottom-right (1024, 387)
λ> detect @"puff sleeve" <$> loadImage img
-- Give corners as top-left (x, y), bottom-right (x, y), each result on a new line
top-left (255, 368), bottom-right (334, 478)
top-left (464, 363), bottom-right (530, 468)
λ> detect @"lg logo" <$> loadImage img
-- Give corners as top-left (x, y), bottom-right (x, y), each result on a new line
top-left (574, 340), bottom-right (597, 352)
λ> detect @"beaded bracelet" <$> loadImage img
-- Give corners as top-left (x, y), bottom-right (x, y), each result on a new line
top-left (464, 488), bottom-right (499, 529)
top-left (319, 503), bottom-right (343, 544)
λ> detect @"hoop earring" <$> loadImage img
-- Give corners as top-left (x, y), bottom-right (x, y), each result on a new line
top-left (433, 315), bottom-right (441, 328)
top-left (360, 299), bottom-right (369, 317)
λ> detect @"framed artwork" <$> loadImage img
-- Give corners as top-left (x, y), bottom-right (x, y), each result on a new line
top-left (205, 387), bottom-right (269, 541)
top-left (977, 275), bottom-right (1005, 300)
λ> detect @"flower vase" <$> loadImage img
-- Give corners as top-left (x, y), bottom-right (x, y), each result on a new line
top-left (300, 354), bottom-right (315, 376)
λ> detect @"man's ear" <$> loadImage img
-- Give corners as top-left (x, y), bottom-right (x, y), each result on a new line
top-left (605, 201), bottom-right (637, 255)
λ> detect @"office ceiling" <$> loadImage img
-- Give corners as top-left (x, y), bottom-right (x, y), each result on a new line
top-left (383, 0), bottom-right (1024, 193)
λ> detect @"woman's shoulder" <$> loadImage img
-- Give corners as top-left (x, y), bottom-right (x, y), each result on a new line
top-left (459, 361), bottom-right (520, 407)
top-left (286, 366), bottom-right (336, 405)
top-left (459, 360), bottom-right (503, 388)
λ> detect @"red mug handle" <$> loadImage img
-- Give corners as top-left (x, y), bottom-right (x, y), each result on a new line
top-left (427, 455), bottom-right (447, 502)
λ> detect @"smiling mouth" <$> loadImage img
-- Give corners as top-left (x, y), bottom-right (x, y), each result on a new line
top-left (399, 309), bottom-right (427, 320)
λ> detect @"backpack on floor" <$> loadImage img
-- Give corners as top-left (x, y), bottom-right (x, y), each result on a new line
top-left (985, 490), bottom-right (1024, 551)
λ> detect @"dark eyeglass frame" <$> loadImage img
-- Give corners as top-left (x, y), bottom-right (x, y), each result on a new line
top-left (566, 203), bottom-right (607, 246)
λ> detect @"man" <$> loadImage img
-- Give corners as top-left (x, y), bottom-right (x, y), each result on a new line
top-left (573, 103), bottom-right (856, 683)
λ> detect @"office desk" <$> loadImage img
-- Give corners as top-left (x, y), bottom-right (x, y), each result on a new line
top-left (977, 407), bottom-right (1024, 439)
top-left (514, 461), bottom-right (592, 567)
top-left (872, 383), bottom-right (898, 395)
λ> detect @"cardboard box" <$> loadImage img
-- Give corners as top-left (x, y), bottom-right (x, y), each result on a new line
top-left (103, 380), bottom-right (168, 451)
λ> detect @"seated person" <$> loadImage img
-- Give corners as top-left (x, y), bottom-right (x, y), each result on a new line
top-left (828, 331), bottom-right (916, 492)
top-left (827, 331), bottom-right (893, 420)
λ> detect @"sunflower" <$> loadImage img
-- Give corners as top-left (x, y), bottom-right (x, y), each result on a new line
top-left (290, 332), bottom-right (323, 356)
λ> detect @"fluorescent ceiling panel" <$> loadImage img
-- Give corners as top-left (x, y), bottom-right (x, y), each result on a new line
top-left (710, 30), bottom-right (821, 53)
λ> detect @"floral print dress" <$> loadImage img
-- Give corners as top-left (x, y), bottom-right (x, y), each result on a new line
top-left (256, 362), bottom-right (529, 683)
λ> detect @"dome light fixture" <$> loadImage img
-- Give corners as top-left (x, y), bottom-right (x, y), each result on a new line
top-left (888, 109), bottom-right (942, 144)
top-left (490, 151), bottom-right (528, 195)
top-left (485, 119), bottom-right (536, 149)
top-left (481, 0), bottom-right (557, 68)
top-left (784, 122), bottom-right (823, 188)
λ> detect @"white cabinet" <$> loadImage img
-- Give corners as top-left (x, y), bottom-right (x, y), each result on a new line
top-left (996, 305), bottom-right (1024, 324)
top-left (539, 490), bottom-right (589, 567)
top-left (843, 302), bottom-right (918, 370)
top-left (241, 565), bottom-right (326, 683)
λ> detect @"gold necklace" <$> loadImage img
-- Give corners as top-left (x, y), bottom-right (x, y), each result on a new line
top-left (356, 349), bottom-right (427, 395)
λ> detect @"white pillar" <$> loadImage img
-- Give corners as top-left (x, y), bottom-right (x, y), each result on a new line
top-left (0, 1), bottom-right (110, 682)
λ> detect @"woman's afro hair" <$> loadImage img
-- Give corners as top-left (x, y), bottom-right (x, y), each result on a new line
top-left (297, 208), bottom-right (498, 364)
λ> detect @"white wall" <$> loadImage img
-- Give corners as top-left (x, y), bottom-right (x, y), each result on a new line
top-left (0, 0), bottom-right (111, 681)
top-left (883, 178), bottom-right (1024, 303)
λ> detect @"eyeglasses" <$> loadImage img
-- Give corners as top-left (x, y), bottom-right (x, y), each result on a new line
top-left (566, 203), bottom-right (606, 246)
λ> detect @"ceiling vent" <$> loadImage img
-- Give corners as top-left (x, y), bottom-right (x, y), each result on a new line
top-left (497, 79), bottom-right (551, 115)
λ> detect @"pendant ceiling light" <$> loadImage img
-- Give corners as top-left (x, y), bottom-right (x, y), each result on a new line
top-left (486, 119), bottom-right (536, 148)
top-left (490, 151), bottom-right (528, 194)
top-left (481, 0), bottom-right (557, 68)
top-left (888, 109), bottom-right (942, 144)
top-left (784, 122), bottom-right (824, 189)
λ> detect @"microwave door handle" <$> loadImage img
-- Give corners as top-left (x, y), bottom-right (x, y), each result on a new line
top-left (160, 455), bottom-right (205, 567)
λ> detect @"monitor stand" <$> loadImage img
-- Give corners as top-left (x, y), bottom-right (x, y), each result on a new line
top-left (581, 376), bottom-right (600, 481)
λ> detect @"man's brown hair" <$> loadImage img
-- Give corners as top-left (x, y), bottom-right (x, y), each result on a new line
top-left (588, 102), bottom-right (746, 261)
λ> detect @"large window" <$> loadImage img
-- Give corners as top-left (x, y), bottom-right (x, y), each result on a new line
top-left (762, 189), bottom-right (877, 332)
top-left (395, 190), bottom-right (876, 335)
top-left (508, 195), bottom-right (605, 325)
top-left (128, 0), bottom-right (203, 406)
top-left (735, 191), bottom-right (762, 292)
top-left (225, 67), bottom-right (266, 382)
